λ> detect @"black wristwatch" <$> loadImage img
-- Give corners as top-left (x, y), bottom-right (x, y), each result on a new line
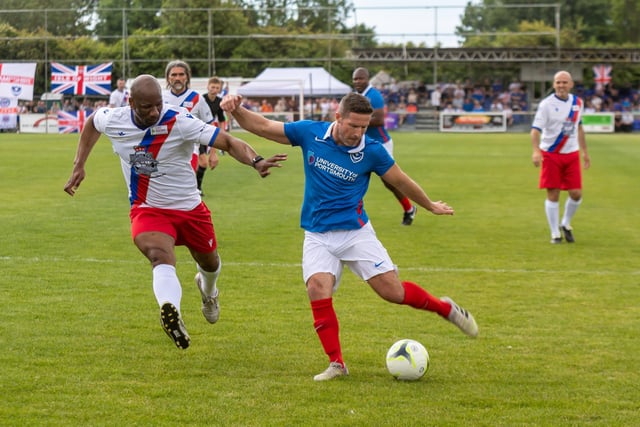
top-left (252, 155), bottom-right (265, 168)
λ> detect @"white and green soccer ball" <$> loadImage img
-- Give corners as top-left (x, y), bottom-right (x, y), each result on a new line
top-left (385, 339), bottom-right (430, 381)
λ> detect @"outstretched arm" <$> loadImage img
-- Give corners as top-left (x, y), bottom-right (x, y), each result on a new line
top-left (381, 164), bottom-right (454, 215)
top-left (211, 130), bottom-right (287, 178)
top-left (63, 114), bottom-right (102, 196)
top-left (221, 95), bottom-right (291, 145)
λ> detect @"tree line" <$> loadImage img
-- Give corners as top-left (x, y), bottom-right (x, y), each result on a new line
top-left (1, 0), bottom-right (639, 96)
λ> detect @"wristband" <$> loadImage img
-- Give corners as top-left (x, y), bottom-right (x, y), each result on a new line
top-left (251, 155), bottom-right (265, 168)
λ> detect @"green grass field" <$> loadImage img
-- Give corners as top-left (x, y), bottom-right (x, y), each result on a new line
top-left (1, 130), bottom-right (638, 426)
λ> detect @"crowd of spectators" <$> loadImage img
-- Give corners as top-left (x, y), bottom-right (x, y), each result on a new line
top-left (18, 97), bottom-right (108, 116)
top-left (377, 76), bottom-right (640, 132)
top-left (14, 77), bottom-right (640, 134)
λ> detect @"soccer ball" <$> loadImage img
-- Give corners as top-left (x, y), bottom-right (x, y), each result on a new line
top-left (385, 339), bottom-right (430, 380)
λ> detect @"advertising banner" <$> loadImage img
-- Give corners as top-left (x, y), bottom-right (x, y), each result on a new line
top-left (19, 113), bottom-right (59, 133)
top-left (440, 111), bottom-right (507, 133)
top-left (582, 112), bottom-right (615, 133)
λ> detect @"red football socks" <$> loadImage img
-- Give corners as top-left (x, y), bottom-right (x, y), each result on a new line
top-left (310, 298), bottom-right (344, 366)
top-left (401, 281), bottom-right (452, 317)
top-left (400, 197), bottom-right (413, 212)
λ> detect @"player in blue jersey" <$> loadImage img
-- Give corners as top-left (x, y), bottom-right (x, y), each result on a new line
top-left (222, 92), bottom-right (478, 381)
top-left (353, 67), bottom-right (417, 225)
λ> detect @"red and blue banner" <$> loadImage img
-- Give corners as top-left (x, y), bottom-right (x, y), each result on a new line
top-left (592, 64), bottom-right (612, 86)
top-left (51, 62), bottom-right (112, 96)
top-left (0, 63), bottom-right (37, 100)
top-left (57, 109), bottom-right (86, 133)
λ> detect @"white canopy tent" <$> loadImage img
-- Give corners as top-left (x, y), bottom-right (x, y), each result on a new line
top-left (237, 67), bottom-right (351, 119)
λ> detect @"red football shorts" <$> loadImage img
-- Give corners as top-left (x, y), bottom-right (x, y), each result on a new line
top-left (130, 202), bottom-right (217, 253)
top-left (539, 150), bottom-right (581, 190)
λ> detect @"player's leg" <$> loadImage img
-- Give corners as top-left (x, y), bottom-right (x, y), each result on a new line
top-left (133, 227), bottom-right (190, 350)
top-left (182, 203), bottom-right (221, 324)
top-left (190, 249), bottom-right (221, 324)
top-left (560, 153), bottom-right (583, 243)
top-left (303, 232), bottom-right (348, 381)
top-left (367, 272), bottom-right (478, 338)
top-left (540, 152), bottom-right (563, 243)
top-left (380, 139), bottom-right (416, 225)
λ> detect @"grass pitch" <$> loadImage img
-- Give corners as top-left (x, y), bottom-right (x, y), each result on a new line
top-left (0, 130), bottom-right (638, 426)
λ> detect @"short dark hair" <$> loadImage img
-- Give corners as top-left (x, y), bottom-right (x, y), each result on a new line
top-left (338, 92), bottom-right (373, 116)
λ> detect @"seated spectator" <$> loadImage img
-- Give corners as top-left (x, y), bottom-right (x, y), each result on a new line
top-left (619, 107), bottom-right (635, 132)
top-left (442, 103), bottom-right (458, 113)
top-left (472, 99), bottom-right (485, 112)
top-left (452, 92), bottom-right (464, 111)
top-left (462, 97), bottom-right (474, 112)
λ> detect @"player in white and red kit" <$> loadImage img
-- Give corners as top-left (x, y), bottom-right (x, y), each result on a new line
top-left (64, 75), bottom-right (287, 349)
top-left (531, 70), bottom-right (591, 244)
top-left (163, 60), bottom-right (219, 195)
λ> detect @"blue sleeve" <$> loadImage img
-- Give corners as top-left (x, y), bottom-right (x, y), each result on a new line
top-left (284, 121), bottom-right (311, 147)
top-left (367, 90), bottom-right (385, 110)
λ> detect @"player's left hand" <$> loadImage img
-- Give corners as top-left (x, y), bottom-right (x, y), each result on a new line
top-left (255, 153), bottom-right (288, 178)
top-left (428, 201), bottom-right (454, 215)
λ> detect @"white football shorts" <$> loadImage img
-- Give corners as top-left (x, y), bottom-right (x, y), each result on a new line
top-left (302, 221), bottom-right (397, 292)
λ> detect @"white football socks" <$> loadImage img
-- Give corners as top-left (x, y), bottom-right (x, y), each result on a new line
top-left (561, 197), bottom-right (582, 228)
top-left (197, 259), bottom-right (221, 297)
top-left (545, 199), bottom-right (560, 238)
top-left (152, 264), bottom-right (183, 312)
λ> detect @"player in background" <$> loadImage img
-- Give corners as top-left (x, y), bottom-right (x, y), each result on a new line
top-left (64, 74), bottom-right (287, 349)
top-left (222, 91), bottom-right (478, 381)
top-left (202, 76), bottom-right (228, 185)
top-left (352, 67), bottom-right (417, 226)
top-left (531, 70), bottom-right (591, 244)
top-left (108, 77), bottom-right (129, 108)
top-left (163, 60), bottom-right (219, 196)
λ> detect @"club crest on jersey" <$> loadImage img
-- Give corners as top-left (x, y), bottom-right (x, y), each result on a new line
top-left (350, 152), bottom-right (364, 163)
top-left (150, 125), bottom-right (168, 135)
top-left (307, 150), bottom-right (316, 165)
top-left (130, 146), bottom-right (162, 177)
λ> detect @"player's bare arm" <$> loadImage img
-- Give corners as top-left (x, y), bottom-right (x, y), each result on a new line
top-left (578, 125), bottom-right (590, 169)
top-left (530, 128), bottom-right (543, 167)
top-left (381, 164), bottom-right (454, 215)
top-left (63, 114), bottom-right (102, 196)
top-left (221, 95), bottom-right (291, 145)
top-left (212, 131), bottom-right (287, 178)
top-left (369, 107), bottom-right (385, 127)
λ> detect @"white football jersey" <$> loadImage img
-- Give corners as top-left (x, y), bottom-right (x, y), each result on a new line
top-left (92, 105), bottom-right (219, 210)
top-left (162, 88), bottom-right (213, 123)
top-left (531, 93), bottom-right (583, 154)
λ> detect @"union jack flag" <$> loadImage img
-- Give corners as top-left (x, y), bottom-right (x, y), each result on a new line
top-left (51, 62), bottom-right (113, 95)
top-left (592, 64), bottom-right (612, 86)
top-left (57, 109), bottom-right (86, 134)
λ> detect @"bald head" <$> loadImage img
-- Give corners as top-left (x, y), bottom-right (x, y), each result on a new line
top-left (129, 74), bottom-right (163, 128)
top-left (130, 74), bottom-right (162, 99)
top-left (352, 67), bottom-right (370, 93)
top-left (553, 70), bottom-right (574, 100)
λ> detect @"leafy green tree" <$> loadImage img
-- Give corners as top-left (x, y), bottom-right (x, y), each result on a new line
top-left (610, 0), bottom-right (640, 44)
top-left (92, 0), bottom-right (163, 42)
top-left (243, 0), bottom-right (353, 33)
top-left (456, 0), bottom-right (630, 47)
top-left (0, 0), bottom-right (93, 36)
